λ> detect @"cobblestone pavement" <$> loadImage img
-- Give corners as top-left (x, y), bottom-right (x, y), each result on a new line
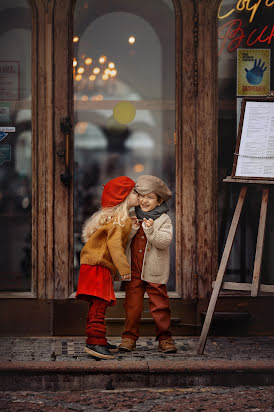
top-left (0, 386), bottom-right (273, 411)
top-left (0, 336), bottom-right (273, 362)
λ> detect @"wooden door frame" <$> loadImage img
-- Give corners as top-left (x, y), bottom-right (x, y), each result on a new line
top-left (51, 0), bottom-right (197, 301)
top-left (50, 0), bottom-right (221, 302)
top-left (0, 0), bottom-right (220, 302)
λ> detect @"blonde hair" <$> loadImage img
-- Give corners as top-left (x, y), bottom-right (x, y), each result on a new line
top-left (81, 197), bottom-right (130, 243)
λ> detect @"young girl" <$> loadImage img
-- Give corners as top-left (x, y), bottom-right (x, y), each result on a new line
top-left (76, 176), bottom-right (139, 360)
top-left (119, 175), bottom-right (177, 353)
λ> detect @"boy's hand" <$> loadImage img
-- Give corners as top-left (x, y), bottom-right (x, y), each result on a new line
top-left (131, 216), bottom-right (140, 229)
top-left (120, 273), bottom-right (131, 280)
top-left (143, 218), bottom-right (154, 228)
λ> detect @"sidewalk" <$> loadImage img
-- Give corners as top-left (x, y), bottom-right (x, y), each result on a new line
top-left (0, 336), bottom-right (274, 391)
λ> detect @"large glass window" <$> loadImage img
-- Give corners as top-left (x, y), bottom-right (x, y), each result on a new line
top-left (218, 0), bottom-right (274, 285)
top-left (0, 0), bottom-right (32, 292)
top-left (73, 0), bottom-right (176, 291)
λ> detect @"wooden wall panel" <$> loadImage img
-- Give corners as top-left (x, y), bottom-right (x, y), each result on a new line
top-left (45, 1), bottom-right (55, 299)
top-left (178, 0), bottom-right (197, 300)
top-left (31, 0), bottom-right (47, 298)
top-left (196, 0), bottom-right (219, 299)
top-left (53, 0), bottom-right (74, 298)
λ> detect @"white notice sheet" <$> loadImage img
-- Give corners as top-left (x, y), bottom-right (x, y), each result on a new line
top-left (235, 101), bottom-right (274, 178)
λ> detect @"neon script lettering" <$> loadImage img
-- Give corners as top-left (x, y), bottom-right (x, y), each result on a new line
top-left (218, 0), bottom-right (274, 55)
top-left (218, 0), bottom-right (274, 24)
top-left (218, 19), bottom-right (274, 55)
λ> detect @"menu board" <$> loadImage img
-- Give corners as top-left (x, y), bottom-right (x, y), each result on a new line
top-left (233, 99), bottom-right (274, 179)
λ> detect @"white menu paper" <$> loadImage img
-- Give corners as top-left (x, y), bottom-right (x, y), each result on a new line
top-left (235, 101), bottom-right (274, 178)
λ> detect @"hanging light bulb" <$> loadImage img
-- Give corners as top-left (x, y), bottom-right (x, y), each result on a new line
top-left (93, 67), bottom-right (100, 75)
top-left (99, 56), bottom-right (107, 64)
top-left (75, 74), bottom-right (82, 81)
top-left (108, 62), bottom-right (115, 69)
top-left (85, 57), bottom-right (92, 65)
top-left (129, 36), bottom-right (136, 44)
top-left (89, 74), bottom-right (96, 81)
top-left (110, 69), bottom-right (117, 77)
top-left (73, 36), bottom-right (79, 43)
top-left (73, 58), bottom-right (77, 67)
top-left (77, 67), bottom-right (84, 74)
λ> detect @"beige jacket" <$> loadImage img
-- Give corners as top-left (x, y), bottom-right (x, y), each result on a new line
top-left (125, 213), bottom-right (173, 284)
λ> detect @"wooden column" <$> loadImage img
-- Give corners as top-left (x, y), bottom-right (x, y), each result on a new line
top-left (196, 0), bottom-right (219, 299)
top-left (52, 0), bottom-right (74, 298)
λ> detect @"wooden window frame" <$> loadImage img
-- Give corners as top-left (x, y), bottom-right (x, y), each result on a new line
top-left (0, 0), bottom-right (47, 299)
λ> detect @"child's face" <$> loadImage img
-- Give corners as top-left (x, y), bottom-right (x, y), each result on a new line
top-left (139, 192), bottom-right (162, 212)
top-left (127, 188), bottom-right (139, 208)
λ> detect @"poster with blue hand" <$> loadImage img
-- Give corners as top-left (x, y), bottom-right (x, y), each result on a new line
top-left (237, 49), bottom-right (270, 97)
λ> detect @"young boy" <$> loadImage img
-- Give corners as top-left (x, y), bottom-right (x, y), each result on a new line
top-left (119, 175), bottom-right (176, 353)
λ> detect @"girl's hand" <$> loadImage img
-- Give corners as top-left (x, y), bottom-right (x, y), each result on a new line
top-left (120, 273), bottom-right (131, 280)
top-left (131, 216), bottom-right (140, 229)
top-left (143, 218), bottom-right (154, 228)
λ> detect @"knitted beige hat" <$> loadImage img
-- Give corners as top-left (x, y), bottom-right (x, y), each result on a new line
top-left (135, 175), bottom-right (172, 201)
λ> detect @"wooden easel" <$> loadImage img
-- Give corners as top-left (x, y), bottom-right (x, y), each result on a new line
top-left (197, 177), bottom-right (274, 355)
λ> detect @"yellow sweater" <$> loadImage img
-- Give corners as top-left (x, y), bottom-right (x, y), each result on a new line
top-left (80, 217), bottom-right (132, 277)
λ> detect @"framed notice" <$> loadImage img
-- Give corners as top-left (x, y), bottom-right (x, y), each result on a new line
top-left (0, 61), bottom-right (20, 101)
top-left (232, 97), bottom-right (274, 180)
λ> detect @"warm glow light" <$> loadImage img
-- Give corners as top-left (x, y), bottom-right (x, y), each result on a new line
top-left (75, 74), bottom-right (82, 81)
top-left (85, 57), bottom-right (92, 65)
top-left (102, 74), bottom-right (109, 80)
top-left (93, 67), bottom-right (100, 74)
top-left (73, 36), bottom-right (79, 43)
top-left (81, 95), bottom-right (89, 101)
top-left (105, 68), bottom-right (111, 75)
top-left (77, 67), bottom-right (84, 74)
top-left (129, 36), bottom-right (136, 44)
top-left (133, 164), bottom-right (144, 173)
top-left (108, 62), bottom-right (115, 69)
top-left (99, 56), bottom-right (107, 64)
top-left (91, 95), bottom-right (103, 101)
top-left (89, 74), bottom-right (96, 81)
top-left (73, 59), bottom-right (77, 67)
top-left (110, 69), bottom-right (117, 77)
top-left (75, 122), bottom-right (88, 134)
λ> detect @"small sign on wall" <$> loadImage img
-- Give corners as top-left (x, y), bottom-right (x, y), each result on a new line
top-left (0, 61), bottom-right (20, 101)
top-left (237, 49), bottom-right (270, 97)
top-left (0, 102), bottom-right (10, 122)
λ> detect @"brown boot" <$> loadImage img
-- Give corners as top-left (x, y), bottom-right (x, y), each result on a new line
top-left (118, 338), bottom-right (136, 352)
top-left (159, 338), bottom-right (177, 353)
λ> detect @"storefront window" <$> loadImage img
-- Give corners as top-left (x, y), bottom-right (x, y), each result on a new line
top-left (0, 0), bottom-right (32, 292)
top-left (218, 0), bottom-right (274, 285)
top-left (73, 0), bottom-right (176, 291)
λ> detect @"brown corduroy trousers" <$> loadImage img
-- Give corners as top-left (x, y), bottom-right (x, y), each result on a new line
top-left (122, 270), bottom-right (172, 342)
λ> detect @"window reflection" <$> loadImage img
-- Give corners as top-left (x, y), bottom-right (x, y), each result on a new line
top-left (0, 0), bottom-right (32, 292)
top-left (218, 0), bottom-right (274, 285)
top-left (73, 0), bottom-right (176, 291)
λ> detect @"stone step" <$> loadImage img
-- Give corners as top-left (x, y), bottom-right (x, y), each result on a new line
top-left (1, 360), bottom-right (274, 391)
